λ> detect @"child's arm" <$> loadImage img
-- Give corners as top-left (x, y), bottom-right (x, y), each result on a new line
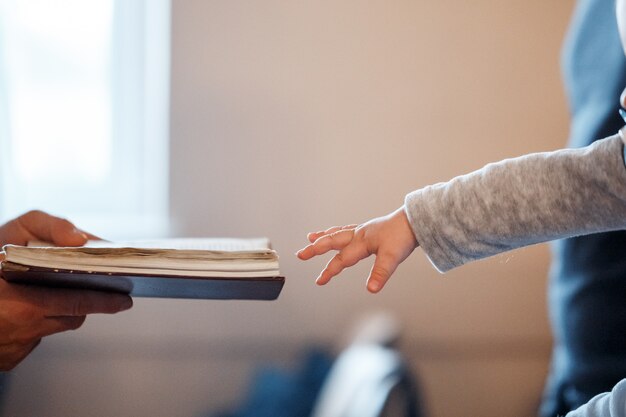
top-left (566, 378), bottom-right (626, 416)
top-left (298, 133), bottom-right (626, 292)
top-left (407, 133), bottom-right (626, 272)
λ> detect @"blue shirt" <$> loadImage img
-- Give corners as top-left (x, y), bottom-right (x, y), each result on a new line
top-left (543, 0), bottom-right (626, 415)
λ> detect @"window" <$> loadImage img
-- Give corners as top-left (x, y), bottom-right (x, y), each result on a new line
top-left (0, 0), bottom-right (170, 239)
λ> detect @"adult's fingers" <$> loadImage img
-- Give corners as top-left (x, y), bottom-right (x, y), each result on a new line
top-left (307, 224), bottom-right (358, 243)
top-left (37, 289), bottom-right (133, 317)
top-left (366, 252), bottom-right (401, 293)
top-left (81, 231), bottom-right (102, 241)
top-left (306, 226), bottom-right (342, 243)
top-left (15, 210), bottom-right (88, 247)
top-left (316, 242), bottom-right (370, 285)
top-left (5, 282), bottom-right (133, 316)
top-left (297, 229), bottom-right (355, 260)
top-left (6, 316), bottom-right (86, 346)
top-left (44, 316), bottom-right (87, 333)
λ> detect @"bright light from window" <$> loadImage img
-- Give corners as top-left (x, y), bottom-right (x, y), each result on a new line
top-left (0, 0), bottom-right (170, 239)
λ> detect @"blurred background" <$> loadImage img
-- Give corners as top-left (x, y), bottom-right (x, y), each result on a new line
top-left (0, 0), bottom-right (573, 416)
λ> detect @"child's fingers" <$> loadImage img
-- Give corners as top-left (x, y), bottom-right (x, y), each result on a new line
top-left (316, 241), bottom-right (370, 285)
top-left (307, 226), bottom-right (342, 243)
top-left (366, 252), bottom-right (400, 293)
top-left (297, 229), bottom-right (355, 260)
top-left (306, 227), bottom-right (337, 243)
top-left (307, 224), bottom-right (358, 243)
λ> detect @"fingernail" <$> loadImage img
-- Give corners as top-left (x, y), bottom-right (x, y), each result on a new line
top-left (368, 281), bottom-right (380, 292)
top-left (73, 228), bottom-right (88, 240)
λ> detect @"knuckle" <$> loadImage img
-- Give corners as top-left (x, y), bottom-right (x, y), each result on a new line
top-left (334, 252), bottom-right (345, 263)
top-left (344, 255), bottom-right (359, 267)
top-left (70, 298), bottom-right (87, 316)
top-left (20, 210), bottom-right (48, 225)
top-left (372, 265), bottom-right (390, 279)
top-left (329, 231), bottom-right (341, 240)
top-left (24, 209), bottom-right (43, 218)
top-left (337, 251), bottom-right (358, 268)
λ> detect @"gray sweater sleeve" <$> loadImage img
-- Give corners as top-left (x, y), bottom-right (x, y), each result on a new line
top-left (566, 378), bottom-right (626, 417)
top-left (404, 133), bottom-right (626, 272)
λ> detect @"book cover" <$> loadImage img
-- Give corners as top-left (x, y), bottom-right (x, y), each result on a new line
top-left (1, 238), bottom-right (284, 300)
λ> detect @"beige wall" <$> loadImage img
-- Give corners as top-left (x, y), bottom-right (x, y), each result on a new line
top-left (3, 1), bottom-right (573, 417)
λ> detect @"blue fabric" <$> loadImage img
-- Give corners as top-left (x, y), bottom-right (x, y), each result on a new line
top-left (542, 0), bottom-right (626, 416)
top-left (208, 349), bottom-right (333, 417)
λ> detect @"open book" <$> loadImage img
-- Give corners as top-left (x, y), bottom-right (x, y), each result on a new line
top-left (1, 238), bottom-right (284, 300)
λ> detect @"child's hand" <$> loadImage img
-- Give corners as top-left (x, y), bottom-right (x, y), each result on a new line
top-left (297, 207), bottom-right (419, 293)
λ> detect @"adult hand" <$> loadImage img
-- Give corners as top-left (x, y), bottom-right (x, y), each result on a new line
top-left (0, 210), bottom-right (132, 370)
top-left (0, 210), bottom-right (98, 247)
top-left (0, 280), bottom-right (132, 371)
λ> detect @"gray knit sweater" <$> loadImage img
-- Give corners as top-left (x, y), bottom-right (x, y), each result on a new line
top-left (404, 133), bottom-right (626, 273)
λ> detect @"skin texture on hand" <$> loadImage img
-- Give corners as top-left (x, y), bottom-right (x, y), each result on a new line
top-left (0, 210), bottom-right (98, 248)
top-left (297, 207), bottom-right (419, 293)
top-left (0, 279), bottom-right (132, 371)
top-left (0, 210), bottom-right (132, 371)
